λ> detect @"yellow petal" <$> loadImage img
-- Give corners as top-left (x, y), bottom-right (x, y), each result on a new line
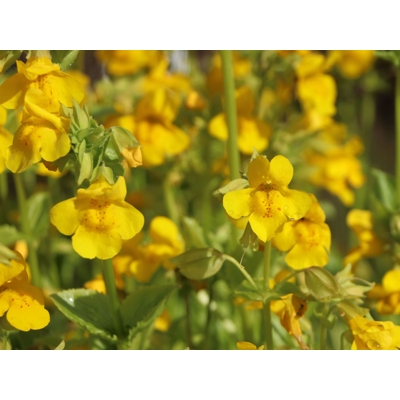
top-left (223, 188), bottom-right (253, 219)
top-left (46, 71), bottom-right (85, 106)
top-left (382, 270), bottom-right (400, 294)
top-left (208, 113), bottom-right (228, 141)
top-left (50, 198), bottom-right (80, 235)
top-left (286, 243), bottom-right (329, 270)
top-left (0, 73), bottom-right (29, 109)
top-left (248, 155), bottom-right (270, 188)
top-left (272, 221), bottom-right (296, 252)
top-left (72, 225), bottom-right (123, 260)
top-left (269, 155), bottom-right (294, 186)
top-left (237, 117), bottom-right (271, 155)
top-left (0, 258), bottom-right (25, 287)
top-left (237, 341), bottom-right (258, 350)
top-left (113, 202), bottom-right (145, 240)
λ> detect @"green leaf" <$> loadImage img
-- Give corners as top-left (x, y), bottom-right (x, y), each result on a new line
top-left (51, 289), bottom-right (117, 342)
top-left (51, 50), bottom-right (79, 71)
top-left (26, 192), bottom-right (50, 236)
top-left (182, 217), bottom-right (208, 248)
top-left (121, 285), bottom-right (175, 339)
top-left (0, 225), bottom-right (24, 246)
top-left (213, 178), bottom-right (249, 199)
top-left (0, 50), bottom-right (22, 73)
top-left (371, 169), bottom-right (396, 212)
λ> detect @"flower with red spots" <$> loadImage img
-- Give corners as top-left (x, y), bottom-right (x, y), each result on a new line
top-left (0, 252), bottom-right (50, 331)
top-left (223, 155), bottom-right (312, 242)
top-left (273, 194), bottom-right (331, 269)
top-left (50, 176), bottom-right (144, 259)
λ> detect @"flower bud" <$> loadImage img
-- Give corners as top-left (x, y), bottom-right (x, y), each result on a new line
top-left (303, 267), bottom-right (341, 302)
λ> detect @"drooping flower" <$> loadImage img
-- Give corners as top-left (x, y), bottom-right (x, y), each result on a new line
top-left (344, 209), bottom-right (385, 267)
top-left (329, 50), bottom-right (375, 79)
top-left (0, 252), bottom-right (50, 331)
top-left (273, 194), bottom-right (331, 270)
top-left (0, 57), bottom-right (84, 111)
top-left (50, 176), bottom-right (144, 260)
top-left (208, 86), bottom-right (272, 155)
top-left (349, 315), bottom-right (400, 350)
top-left (96, 50), bottom-right (163, 76)
top-left (113, 216), bottom-right (184, 283)
top-left (223, 155), bottom-right (312, 242)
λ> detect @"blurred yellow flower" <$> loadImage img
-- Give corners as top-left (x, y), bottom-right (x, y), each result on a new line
top-left (154, 309), bottom-right (172, 332)
top-left (349, 315), bottom-right (400, 350)
top-left (0, 107), bottom-right (13, 174)
top-left (0, 57), bottom-right (84, 111)
top-left (344, 209), bottom-right (385, 267)
top-left (371, 270), bottom-right (400, 315)
top-left (237, 341), bottom-right (264, 350)
top-left (113, 216), bottom-right (184, 283)
top-left (273, 194), bottom-right (331, 270)
top-left (97, 50), bottom-right (162, 76)
top-left (329, 50), bottom-right (375, 79)
top-left (185, 90), bottom-right (207, 111)
top-left (296, 53), bottom-right (337, 118)
top-left (0, 252), bottom-right (50, 332)
top-left (134, 88), bottom-right (190, 167)
top-left (50, 176), bottom-right (144, 260)
top-left (206, 51), bottom-right (252, 95)
top-left (35, 162), bottom-right (68, 178)
top-left (223, 155), bottom-right (312, 242)
top-left (208, 86), bottom-right (272, 155)
top-left (304, 136), bottom-right (365, 206)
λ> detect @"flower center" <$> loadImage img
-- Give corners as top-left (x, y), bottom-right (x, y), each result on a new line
top-left (81, 199), bottom-right (116, 232)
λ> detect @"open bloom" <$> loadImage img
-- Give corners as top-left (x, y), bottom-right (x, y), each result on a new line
top-left (273, 194), bottom-right (331, 270)
top-left (0, 57), bottom-right (84, 112)
top-left (0, 252), bottom-right (50, 331)
top-left (329, 50), bottom-right (375, 79)
top-left (368, 270), bottom-right (400, 315)
top-left (349, 315), bottom-right (400, 350)
top-left (50, 176), bottom-right (144, 259)
top-left (113, 216), bottom-right (184, 282)
top-left (208, 86), bottom-right (272, 155)
top-left (344, 209), bottom-right (385, 267)
top-left (223, 155), bottom-right (312, 242)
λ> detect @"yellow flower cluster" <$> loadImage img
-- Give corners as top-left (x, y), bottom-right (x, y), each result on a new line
top-left (0, 57), bottom-right (84, 173)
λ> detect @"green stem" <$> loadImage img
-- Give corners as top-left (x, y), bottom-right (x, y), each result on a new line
top-left (13, 173), bottom-right (42, 288)
top-left (319, 302), bottom-right (329, 350)
top-left (47, 177), bottom-right (60, 288)
top-left (183, 288), bottom-right (193, 349)
top-left (100, 259), bottom-right (124, 338)
top-left (221, 50), bottom-right (240, 180)
top-left (0, 172), bottom-right (8, 203)
top-left (203, 278), bottom-right (214, 349)
top-left (163, 175), bottom-right (179, 226)
top-left (262, 241), bottom-right (274, 350)
top-left (396, 69), bottom-right (400, 207)
top-left (224, 254), bottom-right (259, 292)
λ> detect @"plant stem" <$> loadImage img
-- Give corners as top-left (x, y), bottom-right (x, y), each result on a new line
top-left (0, 172), bottom-right (8, 203)
top-left (396, 68), bottom-right (400, 207)
top-left (100, 258), bottom-right (124, 337)
top-left (163, 175), bottom-right (179, 226)
top-left (203, 278), bottom-right (214, 349)
top-left (221, 50), bottom-right (240, 181)
top-left (13, 173), bottom-right (42, 288)
top-left (262, 241), bottom-right (274, 350)
top-left (183, 288), bottom-right (193, 349)
top-left (319, 302), bottom-right (329, 350)
top-left (224, 254), bottom-right (259, 292)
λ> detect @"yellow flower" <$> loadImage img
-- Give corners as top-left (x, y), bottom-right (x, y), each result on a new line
top-left (296, 53), bottom-right (337, 118)
top-left (143, 57), bottom-right (191, 94)
top-left (113, 216), bottom-right (184, 283)
top-left (344, 209), bottom-right (385, 267)
top-left (185, 90), bottom-right (207, 111)
top-left (304, 136), bottom-right (365, 206)
top-left (134, 88), bottom-right (190, 167)
top-left (237, 341), bottom-right (264, 350)
top-left (96, 50), bottom-right (163, 76)
top-left (372, 270), bottom-right (400, 315)
top-left (0, 252), bottom-right (50, 331)
top-left (84, 274), bottom-right (107, 294)
top-left (154, 309), bottom-right (172, 332)
top-left (329, 50), bottom-right (375, 79)
top-left (0, 57), bottom-right (84, 111)
top-left (273, 194), bottom-right (331, 270)
top-left (0, 107), bottom-right (13, 174)
top-left (206, 51), bottom-right (252, 95)
top-left (35, 162), bottom-right (68, 178)
top-left (50, 176), bottom-right (144, 260)
top-left (349, 315), bottom-right (400, 350)
top-left (208, 86), bottom-right (272, 155)
top-left (223, 155), bottom-right (312, 242)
